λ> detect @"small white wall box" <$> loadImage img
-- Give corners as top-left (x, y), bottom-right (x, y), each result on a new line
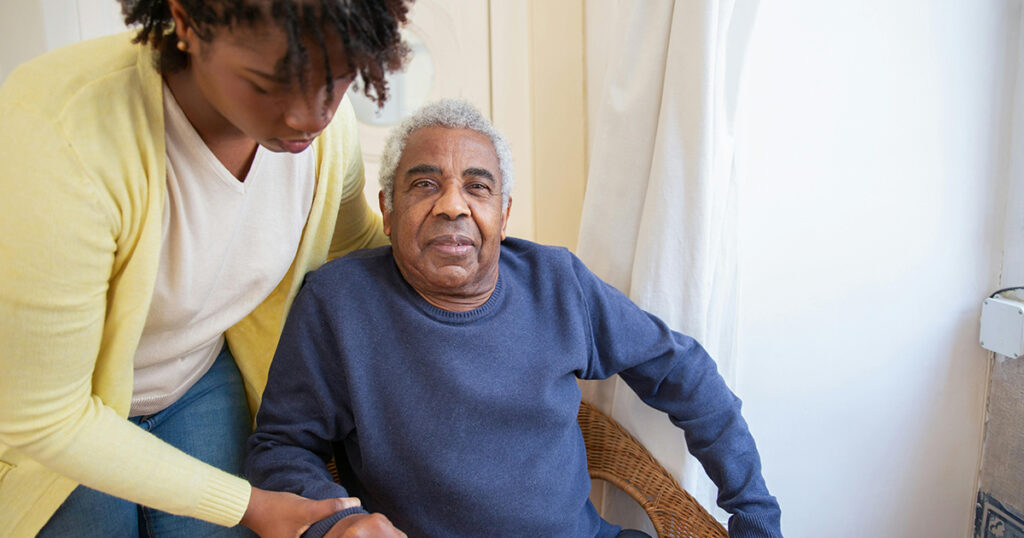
top-left (980, 297), bottom-right (1024, 359)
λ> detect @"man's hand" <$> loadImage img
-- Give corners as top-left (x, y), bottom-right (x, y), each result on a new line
top-left (240, 486), bottom-right (362, 538)
top-left (324, 513), bottom-right (406, 538)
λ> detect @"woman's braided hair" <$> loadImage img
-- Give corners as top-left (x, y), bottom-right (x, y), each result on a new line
top-left (119, 0), bottom-right (411, 105)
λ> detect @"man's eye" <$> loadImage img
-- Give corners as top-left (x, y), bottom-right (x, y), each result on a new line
top-left (469, 183), bottom-right (491, 192)
top-left (249, 81), bottom-right (270, 95)
top-left (413, 180), bottom-right (434, 188)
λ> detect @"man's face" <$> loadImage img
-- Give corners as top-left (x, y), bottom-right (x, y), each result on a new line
top-left (381, 126), bottom-right (511, 309)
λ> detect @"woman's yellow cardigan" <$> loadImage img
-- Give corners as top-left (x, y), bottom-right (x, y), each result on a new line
top-left (0, 33), bottom-right (386, 536)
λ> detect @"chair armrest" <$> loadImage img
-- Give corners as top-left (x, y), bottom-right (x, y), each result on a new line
top-left (578, 400), bottom-right (728, 538)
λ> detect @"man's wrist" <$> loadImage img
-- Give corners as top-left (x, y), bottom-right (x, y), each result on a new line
top-left (303, 506), bottom-right (369, 538)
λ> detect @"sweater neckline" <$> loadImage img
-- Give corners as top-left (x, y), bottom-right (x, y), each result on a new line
top-left (400, 265), bottom-right (506, 324)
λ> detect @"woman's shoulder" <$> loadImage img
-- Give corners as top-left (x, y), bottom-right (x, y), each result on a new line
top-left (0, 32), bottom-right (166, 226)
top-left (1, 32), bottom-right (165, 189)
top-left (1, 32), bottom-right (150, 118)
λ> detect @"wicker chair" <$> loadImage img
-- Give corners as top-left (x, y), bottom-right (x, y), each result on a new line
top-left (578, 400), bottom-right (728, 538)
top-left (327, 401), bottom-right (728, 538)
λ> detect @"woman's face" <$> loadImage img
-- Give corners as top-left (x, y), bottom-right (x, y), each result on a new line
top-left (173, 10), bottom-right (355, 153)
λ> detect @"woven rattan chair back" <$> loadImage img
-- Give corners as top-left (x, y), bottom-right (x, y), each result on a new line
top-left (578, 400), bottom-right (728, 538)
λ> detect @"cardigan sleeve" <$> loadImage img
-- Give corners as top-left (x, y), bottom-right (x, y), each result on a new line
top-left (327, 100), bottom-right (389, 260)
top-left (0, 75), bottom-right (251, 527)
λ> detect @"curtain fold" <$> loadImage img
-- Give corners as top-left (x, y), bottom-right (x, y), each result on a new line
top-left (578, 0), bottom-right (759, 528)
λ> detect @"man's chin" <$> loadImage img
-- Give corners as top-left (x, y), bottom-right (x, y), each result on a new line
top-left (423, 264), bottom-right (475, 286)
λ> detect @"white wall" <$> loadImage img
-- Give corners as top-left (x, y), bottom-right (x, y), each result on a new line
top-left (0, 0), bottom-right (124, 83)
top-left (978, 0), bottom-right (1024, 522)
top-left (734, 1), bottom-right (1018, 537)
top-left (0, 1), bottom-right (49, 83)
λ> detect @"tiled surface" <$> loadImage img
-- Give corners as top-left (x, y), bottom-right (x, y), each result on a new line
top-left (977, 492), bottom-right (1024, 538)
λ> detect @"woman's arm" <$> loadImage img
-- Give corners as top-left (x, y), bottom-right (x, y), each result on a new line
top-left (0, 99), bottom-right (258, 528)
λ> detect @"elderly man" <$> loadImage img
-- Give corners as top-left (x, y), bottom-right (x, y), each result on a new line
top-left (245, 99), bottom-right (782, 538)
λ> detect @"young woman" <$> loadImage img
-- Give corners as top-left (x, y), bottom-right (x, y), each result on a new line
top-left (0, 1), bottom-right (410, 536)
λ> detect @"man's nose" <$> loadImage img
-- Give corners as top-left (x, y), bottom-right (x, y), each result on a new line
top-left (433, 183), bottom-right (471, 220)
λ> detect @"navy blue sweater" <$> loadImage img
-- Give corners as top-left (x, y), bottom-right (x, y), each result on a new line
top-left (246, 238), bottom-right (781, 537)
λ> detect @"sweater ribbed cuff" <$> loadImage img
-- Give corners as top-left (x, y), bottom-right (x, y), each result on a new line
top-left (192, 474), bottom-right (252, 527)
top-left (729, 508), bottom-right (783, 538)
top-left (303, 506), bottom-right (369, 538)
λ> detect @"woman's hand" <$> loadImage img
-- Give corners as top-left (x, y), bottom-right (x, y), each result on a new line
top-left (240, 487), bottom-right (361, 538)
top-left (324, 513), bottom-right (406, 538)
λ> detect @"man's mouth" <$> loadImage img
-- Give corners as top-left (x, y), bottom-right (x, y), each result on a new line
top-left (427, 234), bottom-right (475, 256)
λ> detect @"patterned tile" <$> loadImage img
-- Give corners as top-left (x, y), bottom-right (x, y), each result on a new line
top-left (977, 492), bottom-right (1024, 538)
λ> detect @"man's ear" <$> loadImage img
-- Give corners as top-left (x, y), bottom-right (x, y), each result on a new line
top-left (379, 190), bottom-right (391, 236)
top-left (499, 196), bottom-right (512, 241)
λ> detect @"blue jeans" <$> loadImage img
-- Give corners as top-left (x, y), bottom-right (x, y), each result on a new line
top-left (39, 344), bottom-right (256, 537)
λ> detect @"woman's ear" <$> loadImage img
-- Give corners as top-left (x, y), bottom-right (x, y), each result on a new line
top-left (167, 0), bottom-right (197, 48)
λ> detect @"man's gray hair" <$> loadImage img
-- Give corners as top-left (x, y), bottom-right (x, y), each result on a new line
top-left (378, 98), bottom-right (514, 212)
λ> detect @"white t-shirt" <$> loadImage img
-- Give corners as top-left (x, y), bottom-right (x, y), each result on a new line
top-left (130, 86), bottom-right (316, 416)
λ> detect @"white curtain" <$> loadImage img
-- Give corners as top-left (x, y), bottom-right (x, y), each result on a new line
top-left (577, 0), bottom-right (759, 529)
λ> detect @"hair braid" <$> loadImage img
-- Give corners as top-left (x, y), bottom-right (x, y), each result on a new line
top-left (118, 0), bottom-right (411, 105)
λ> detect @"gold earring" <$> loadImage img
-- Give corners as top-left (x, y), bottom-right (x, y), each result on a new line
top-left (176, 40), bottom-right (188, 52)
